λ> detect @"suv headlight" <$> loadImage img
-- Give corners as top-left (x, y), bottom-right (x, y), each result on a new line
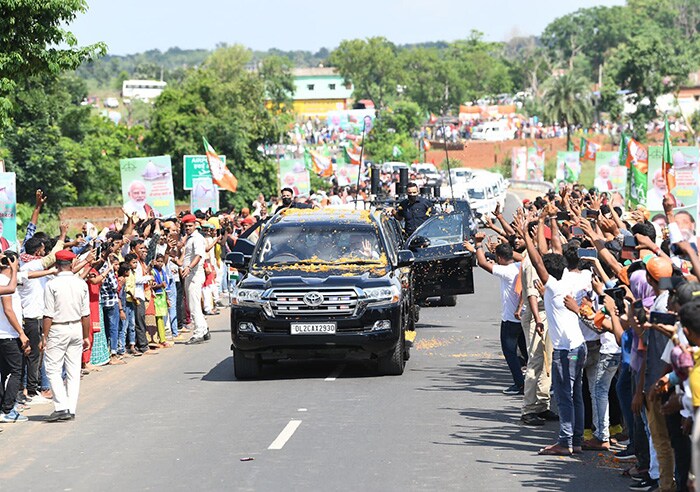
top-left (233, 288), bottom-right (264, 305)
top-left (363, 286), bottom-right (401, 305)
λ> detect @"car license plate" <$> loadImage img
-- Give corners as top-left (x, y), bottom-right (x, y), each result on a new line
top-left (290, 323), bottom-right (337, 335)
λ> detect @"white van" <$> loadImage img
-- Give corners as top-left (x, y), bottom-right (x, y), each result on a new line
top-left (470, 121), bottom-right (515, 141)
top-left (449, 167), bottom-right (473, 184)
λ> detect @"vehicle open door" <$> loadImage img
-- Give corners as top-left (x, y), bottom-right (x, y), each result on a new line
top-left (405, 212), bottom-right (475, 301)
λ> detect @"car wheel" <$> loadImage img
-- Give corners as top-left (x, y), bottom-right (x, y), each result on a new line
top-left (377, 332), bottom-right (405, 376)
top-left (233, 347), bottom-right (261, 380)
top-left (441, 295), bottom-right (457, 307)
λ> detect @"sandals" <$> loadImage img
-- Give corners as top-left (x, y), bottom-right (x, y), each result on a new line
top-left (538, 444), bottom-right (573, 456)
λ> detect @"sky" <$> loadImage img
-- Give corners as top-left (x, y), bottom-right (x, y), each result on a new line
top-left (69, 0), bottom-right (626, 55)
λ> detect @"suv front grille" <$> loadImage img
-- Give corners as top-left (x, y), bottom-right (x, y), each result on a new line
top-left (270, 289), bottom-right (358, 317)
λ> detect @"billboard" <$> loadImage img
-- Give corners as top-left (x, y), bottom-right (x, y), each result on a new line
top-left (511, 146), bottom-right (527, 180)
top-left (0, 173), bottom-right (17, 249)
top-left (556, 151), bottom-right (581, 184)
top-left (646, 146), bottom-right (698, 220)
top-left (594, 151), bottom-right (627, 198)
top-left (183, 155), bottom-right (225, 190)
top-left (279, 159), bottom-right (311, 197)
top-left (120, 156), bottom-right (176, 219)
top-left (190, 177), bottom-right (220, 213)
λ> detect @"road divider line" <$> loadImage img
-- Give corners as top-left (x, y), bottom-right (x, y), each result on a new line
top-left (268, 420), bottom-right (302, 450)
top-left (324, 364), bottom-right (345, 381)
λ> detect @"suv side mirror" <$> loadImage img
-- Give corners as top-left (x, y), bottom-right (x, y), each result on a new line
top-left (225, 252), bottom-right (248, 269)
top-left (408, 236), bottom-right (431, 250)
top-left (397, 250), bottom-right (415, 267)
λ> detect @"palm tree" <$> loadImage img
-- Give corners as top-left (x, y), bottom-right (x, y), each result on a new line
top-left (541, 72), bottom-right (593, 150)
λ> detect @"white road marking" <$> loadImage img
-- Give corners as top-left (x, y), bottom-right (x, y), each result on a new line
top-left (298, 408), bottom-right (307, 412)
top-left (268, 420), bottom-right (302, 450)
top-left (324, 364), bottom-right (345, 381)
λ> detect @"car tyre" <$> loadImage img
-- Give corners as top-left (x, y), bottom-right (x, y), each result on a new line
top-left (233, 347), bottom-right (261, 380)
top-left (441, 295), bottom-right (457, 307)
top-left (377, 332), bottom-right (405, 376)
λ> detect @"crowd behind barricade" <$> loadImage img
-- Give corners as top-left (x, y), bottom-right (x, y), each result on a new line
top-left (463, 182), bottom-right (700, 491)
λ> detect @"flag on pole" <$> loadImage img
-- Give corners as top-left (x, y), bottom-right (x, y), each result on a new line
top-left (567, 139), bottom-right (576, 152)
top-left (429, 113), bottom-right (438, 124)
top-left (423, 138), bottom-right (431, 151)
top-left (304, 149), bottom-right (333, 177)
top-left (662, 117), bottom-right (676, 191)
top-left (579, 137), bottom-right (598, 161)
top-left (625, 137), bottom-right (648, 208)
top-left (392, 145), bottom-right (403, 158)
top-left (202, 137), bottom-right (237, 193)
top-left (619, 133), bottom-right (630, 198)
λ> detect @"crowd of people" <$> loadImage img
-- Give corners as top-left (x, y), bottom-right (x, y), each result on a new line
top-left (0, 189), bottom-right (284, 424)
top-left (465, 184), bottom-right (699, 491)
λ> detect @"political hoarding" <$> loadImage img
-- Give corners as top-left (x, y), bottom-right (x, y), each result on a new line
top-left (511, 147), bottom-right (527, 180)
top-left (646, 146), bottom-right (698, 220)
top-left (556, 151), bottom-right (581, 184)
top-left (120, 156), bottom-right (176, 219)
top-left (278, 159), bottom-right (311, 197)
top-left (594, 151), bottom-right (627, 199)
top-left (191, 177), bottom-right (220, 213)
top-left (526, 148), bottom-right (545, 182)
top-left (0, 173), bottom-right (17, 249)
top-left (183, 155), bottom-right (225, 190)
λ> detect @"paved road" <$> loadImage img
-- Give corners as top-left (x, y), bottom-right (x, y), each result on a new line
top-left (1, 193), bottom-right (630, 491)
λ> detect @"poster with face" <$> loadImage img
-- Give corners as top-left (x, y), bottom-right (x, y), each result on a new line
top-left (511, 147), bottom-right (527, 180)
top-left (594, 152), bottom-right (627, 197)
top-left (0, 173), bottom-right (17, 249)
top-left (335, 161), bottom-right (360, 187)
top-left (191, 177), bottom-right (220, 213)
top-left (278, 159), bottom-right (310, 197)
top-left (526, 148), bottom-right (545, 182)
top-left (647, 146), bottom-right (698, 224)
top-left (556, 151), bottom-right (581, 184)
top-left (120, 156), bottom-right (176, 219)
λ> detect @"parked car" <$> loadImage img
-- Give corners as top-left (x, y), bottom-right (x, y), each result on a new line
top-left (410, 163), bottom-right (442, 187)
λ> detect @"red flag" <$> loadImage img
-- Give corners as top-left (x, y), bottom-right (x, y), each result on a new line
top-left (202, 137), bottom-right (237, 193)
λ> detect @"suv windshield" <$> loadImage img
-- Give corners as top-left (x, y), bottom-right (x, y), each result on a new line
top-left (255, 225), bottom-right (384, 265)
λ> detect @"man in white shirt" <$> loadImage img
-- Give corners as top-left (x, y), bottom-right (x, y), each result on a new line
top-left (520, 218), bottom-right (586, 456)
top-left (181, 215), bottom-right (209, 344)
top-left (41, 249), bottom-right (91, 422)
top-left (463, 233), bottom-right (525, 394)
top-left (0, 254), bottom-right (29, 423)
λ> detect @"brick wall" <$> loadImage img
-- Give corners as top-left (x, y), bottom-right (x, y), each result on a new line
top-left (59, 205), bottom-right (191, 231)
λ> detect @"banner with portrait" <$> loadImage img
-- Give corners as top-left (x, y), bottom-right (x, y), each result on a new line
top-left (556, 151), bottom-right (581, 184)
top-left (278, 159), bottom-right (311, 197)
top-left (0, 173), bottom-right (17, 249)
top-left (120, 156), bottom-right (176, 219)
top-left (647, 146), bottom-right (698, 220)
top-left (594, 151), bottom-right (627, 199)
top-left (526, 147), bottom-right (546, 181)
top-left (511, 147), bottom-right (527, 180)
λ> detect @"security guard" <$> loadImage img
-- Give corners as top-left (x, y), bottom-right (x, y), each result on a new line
top-left (394, 182), bottom-right (432, 237)
top-left (41, 249), bottom-right (91, 422)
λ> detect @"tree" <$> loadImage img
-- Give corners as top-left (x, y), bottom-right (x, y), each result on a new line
top-left (541, 72), bottom-right (593, 149)
top-left (0, 0), bottom-right (105, 129)
top-left (399, 48), bottom-right (462, 114)
top-left (329, 37), bottom-right (400, 109)
top-left (146, 45), bottom-right (285, 210)
top-left (364, 101), bottom-right (422, 163)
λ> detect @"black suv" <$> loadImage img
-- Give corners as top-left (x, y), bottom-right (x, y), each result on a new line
top-left (227, 206), bottom-right (475, 379)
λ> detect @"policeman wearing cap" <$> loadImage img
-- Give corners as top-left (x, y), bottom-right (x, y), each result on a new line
top-left (41, 249), bottom-right (90, 422)
top-left (180, 214), bottom-right (210, 344)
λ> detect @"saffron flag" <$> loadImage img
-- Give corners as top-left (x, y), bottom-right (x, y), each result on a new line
top-left (579, 137), bottom-right (598, 161)
top-left (304, 149), bottom-right (333, 177)
top-left (662, 118), bottom-right (676, 191)
top-left (344, 146), bottom-right (361, 165)
top-left (202, 137), bottom-right (237, 193)
top-left (423, 138), bottom-right (431, 151)
top-left (626, 137), bottom-right (648, 208)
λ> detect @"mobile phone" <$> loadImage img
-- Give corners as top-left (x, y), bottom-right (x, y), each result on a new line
top-left (621, 235), bottom-right (639, 260)
top-left (632, 300), bottom-right (643, 310)
top-left (571, 226), bottom-right (585, 237)
top-left (556, 211), bottom-right (571, 221)
top-left (649, 311), bottom-right (678, 325)
top-left (582, 209), bottom-right (600, 219)
top-left (604, 287), bottom-right (627, 313)
top-left (578, 248), bottom-right (597, 258)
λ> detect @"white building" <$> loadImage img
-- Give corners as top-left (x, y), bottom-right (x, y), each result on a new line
top-left (121, 80), bottom-right (167, 102)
